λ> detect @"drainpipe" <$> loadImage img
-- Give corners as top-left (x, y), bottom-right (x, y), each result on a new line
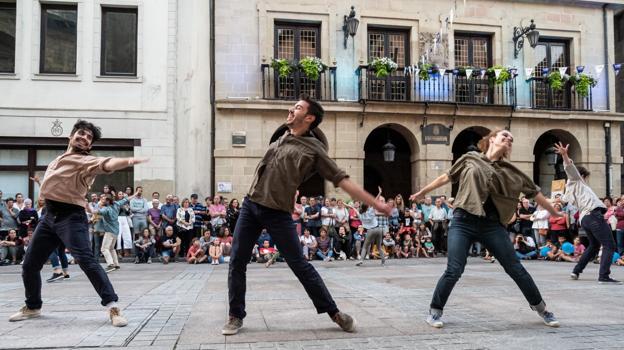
top-left (209, 0), bottom-right (216, 196)
top-left (605, 121), bottom-right (612, 198)
top-left (602, 4), bottom-right (612, 197)
top-left (603, 4), bottom-right (611, 111)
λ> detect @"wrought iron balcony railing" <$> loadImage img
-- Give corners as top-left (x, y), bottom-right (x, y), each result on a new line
top-left (260, 64), bottom-right (337, 101)
top-left (357, 66), bottom-right (517, 107)
top-left (527, 77), bottom-right (592, 111)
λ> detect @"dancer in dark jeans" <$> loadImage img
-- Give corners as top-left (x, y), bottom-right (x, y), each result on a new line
top-left (555, 142), bottom-right (621, 284)
top-left (410, 129), bottom-right (561, 328)
top-left (9, 120), bottom-right (147, 326)
top-left (223, 95), bottom-right (391, 335)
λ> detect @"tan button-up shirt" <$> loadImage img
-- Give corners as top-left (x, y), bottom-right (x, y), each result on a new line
top-left (39, 152), bottom-right (113, 208)
top-left (248, 130), bottom-right (348, 213)
top-left (446, 152), bottom-right (540, 225)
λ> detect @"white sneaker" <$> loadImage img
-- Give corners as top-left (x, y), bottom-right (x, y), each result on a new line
top-left (426, 313), bottom-right (444, 328)
top-left (109, 307), bottom-right (128, 327)
top-left (9, 306), bottom-right (41, 322)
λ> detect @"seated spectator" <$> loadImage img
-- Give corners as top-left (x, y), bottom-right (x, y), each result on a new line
top-left (187, 238), bottom-right (207, 264)
top-left (572, 237), bottom-right (586, 262)
top-left (256, 240), bottom-right (280, 267)
top-left (134, 228), bottom-right (155, 264)
top-left (17, 199), bottom-right (38, 238)
top-left (316, 227), bottom-right (333, 261)
top-left (200, 229), bottom-right (214, 253)
top-left (396, 233), bottom-right (414, 259)
top-left (424, 236), bottom-right (436, 258)
top-left (220, 226), bottom-right (233, 261)
top-left (257, 228), bottom-right (272, 248)
top-left (483, 249), bottom-right (495, 263)
top-left (616, 254), bottom-right (624, 266)
top-left (414, 234), bottom-right (429, 258)
top-left (333, 226), bottom-right (351, 260)
top-left (514, 234), bottom-right (537, 260)
top-left (0, 229), bottom-right (23, 264)
top-left (352, 225), bottom-right (365, 260)
top-left (299, 228), bottom-right (317, 261)
top-left (209, 238), bottom-right (224, 265)
top-left (382, 232), bottom-right (396, 258)
top-left (544, 240), bottom-right (561, 261)
top-left (161, 226), bottom-right (181, 264)
top-left (558, 239), bottom-right (579, 263)
top-left (416, 223), bottom-right (432, 239)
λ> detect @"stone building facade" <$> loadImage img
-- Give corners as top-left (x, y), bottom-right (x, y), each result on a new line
top-left (215, 0), bottom-right (624, 201)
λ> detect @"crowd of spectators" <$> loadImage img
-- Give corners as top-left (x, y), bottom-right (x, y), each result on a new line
top-left (2, 186), bottom-right (624, 268)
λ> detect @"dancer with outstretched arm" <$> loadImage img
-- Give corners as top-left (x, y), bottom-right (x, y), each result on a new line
top-left (9, 120), bottom-right (148, 327)
top-left (554, 142), bottom-right (621, 284)
top-left (410, 129), bottom-right (561, 328)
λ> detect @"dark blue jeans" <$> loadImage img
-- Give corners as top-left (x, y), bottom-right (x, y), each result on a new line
top-left (573, 208), bottom-right (615, 280)
top-left (22, 209), bottom-right (118, 309)
top-left (228, 198), bottom-right (338, 319)
top-left (49, 241), bottom-right (68, 270)
top-left (430, 209), bottom-right (544, 311)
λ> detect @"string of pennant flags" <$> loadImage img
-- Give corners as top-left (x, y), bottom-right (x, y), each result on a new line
top-left (402, 64), bottom-right (622, 79)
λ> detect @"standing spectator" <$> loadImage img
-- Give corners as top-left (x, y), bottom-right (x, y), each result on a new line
top-left (150, 192), bottom-right (162, 209)
top-left (13, 193), bottom-right (25, 211)
top-left (1, 195), bottom-right (19, 238)
top-left (304, 197), bottom-right (322, 237)
top-left (130, 186), bottom-right (149, 240)
top-left (17, 199), bottom-right (38, 238)
top-left (604, 197), bottom-right (618, 243)
top-left (316, 227), bottom-right (333, 261)
top-left (356, 201), bottom-right (385, 266)
top-left (429, 198), bottom-right (448, 254)
top-left (421, 196), bottom-right (433, 229)
top-left (320, 198), bottom-right (336, 237)
top-left (517, 198), bottom-right (536, 243)
top-left (87, 193), bottom-right (102, 255)
top-left (160, 195), bottom-right (177, 230)
top-left (614, 198), bottom-right (624, 255)
top-left (532, 204), bottom-right (550, 247)
top-left (292, 193), bottom-right (304, 236)
top-left (133, 229), bottom-right (154, 264)
top-left (348, 201), bottom-right (362, 235)
top-left (190, 194), bottom-right (207, 239)
top-left (548, 203), bottom-right (568, 242)
top-left (209, 195), bottom-right (226, 234)
top-left (299, 228), bottom-right (317, 260)
top-left (124, 186), bottom-right (133, 197)
top-left (114, 191), bottom-right (132, 258)
top-left (161, 226), bottom-right (181, 264)
top-left (186, 238), bottom-right (207, 264)
top-left (0, 229), bottom-right (23, 264)
top-left (99, 193), bottom-right (136, 272)
top-left (176, 198), bottom-right (196, 256)
top-left (147, 199), bottom-right (162, 238)
top-left (227, 199), bottom-right (240, 233)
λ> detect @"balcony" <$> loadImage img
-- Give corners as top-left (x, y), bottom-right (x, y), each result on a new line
top-left (356, 66), bottom-right (517, 107)
top-left (260, 64), bottom-right (337, 101)
top-left (527, 77), bottom-right (592, 111)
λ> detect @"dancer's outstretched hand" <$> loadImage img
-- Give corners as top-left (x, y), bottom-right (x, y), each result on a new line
top-left (409, 191), bottom-right (424, 202)
top-left (553, 142), bottom-right (569, 158)
top-left (129, 157), bottom-right (150, 166)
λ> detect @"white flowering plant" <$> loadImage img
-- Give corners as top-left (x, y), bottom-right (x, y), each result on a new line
top-left (369, 57), bottom-right (398, 78)
top-left (298, 57), bottom-right (328, 81)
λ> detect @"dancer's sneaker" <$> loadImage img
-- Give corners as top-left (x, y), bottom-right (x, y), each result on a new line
top-left (46, 272), bottom-right (64, 283)
top-left (64, 274), bottom-right (70, 280)
top-left (105, 265), bottom-right (116, 273)
top-left (331, 312), bottom-right (356, 332)
top-left (570, 272), bottom-right (579, 280)
top-left (147, 257), bottom-right (152, 264)
top-left (426, 313), bottom-right (444, 328)
top-left (9, 306), bottom-right (41, 322)
top-left (541, 311), bottom-right (560, 327)
top-left (109, 307), bottom-right (128, 327)
top-left (598, 277), bottom-right (623, 285)
top-left (355, 261), bottom-right (363, 267)
top-left (221, 316), bottom-right (243, 335)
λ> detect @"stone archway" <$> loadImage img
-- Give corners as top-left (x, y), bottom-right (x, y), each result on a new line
top-left (269, 125), bottom-right (327, 198)
top-left (533, 129), bottom-right (582, 194)
top-left (450, 126), bottom-right (491, 196)
top-left (363, 124), bottom-right (418, 201)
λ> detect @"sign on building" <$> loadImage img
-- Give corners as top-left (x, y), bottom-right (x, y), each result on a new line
top-left (422, 123), bottom-right (451, 145)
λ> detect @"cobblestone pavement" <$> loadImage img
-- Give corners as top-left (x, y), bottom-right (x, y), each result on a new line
top-left (0, 257), bottom-right (622, 349)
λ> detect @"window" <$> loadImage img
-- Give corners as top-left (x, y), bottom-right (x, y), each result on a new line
top-left (454, 33), bottom-right (492, 104)
top-left (40, 4), bottom-right (77, 74)
top-left (101, 7), bottom-right (137, 76)
top-left (0, 2), bottom-right (16, 73)
top-left (367, 28), bottom-right (409, 100)
top-left (533, 40), bottom-right (570, 109)
top-left (274, 22), bottom-right (320, 99)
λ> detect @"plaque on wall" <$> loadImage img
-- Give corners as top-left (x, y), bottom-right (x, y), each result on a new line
top-left (232, 131), bottom-right (246, 147)
top-left (422, 124), bottom-right (450, 145)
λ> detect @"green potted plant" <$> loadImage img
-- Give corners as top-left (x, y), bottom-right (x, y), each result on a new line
top-left (298, 57), bottom-right (328, 81)
top-left (271, 58), bottom-right (295, 78)
top-left (486, 65), bottom-right (512, 85)
top-left (546, 70), bottom-right (568, 91)
top-left (368, 57), bottom-right (398, 78)
top-left (417, 63), bottom-right (440, 81)
top-left (568, 73), bottom-right (597, 98)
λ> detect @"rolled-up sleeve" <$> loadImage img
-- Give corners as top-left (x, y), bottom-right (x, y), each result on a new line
top-left (520, 173), bottom-right (540, 199)
top-left (83, 156), bottom-right (114, 176)
top-left (446, 156), bottom-right (467, 184)
top-left (316, 151), bottom-right (349, 187)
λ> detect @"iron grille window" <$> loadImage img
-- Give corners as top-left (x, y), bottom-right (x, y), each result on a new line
top-left (534, 40), bottom-right (570, 109)
top-left (101, 7), bottom-right (137, 76)
top-left (454, 33), bottom-right (492, 104)
top-left (367, 28), bottom-right (409, 101)
top-left (40, 3), bottom-right (77, 74)
top-left (0, 2), bottom-right (16, 73)
top-left (274, 22), bottom-right (320, 99)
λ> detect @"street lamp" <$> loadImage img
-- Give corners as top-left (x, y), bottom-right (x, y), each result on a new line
top-left (544, 146), bottom-right (558, 166)
top-left (513, 19), bottom-right (539, 59)
top-left (343, 6), bottom-right (359, 49)
top-left (383, 140), bottom-right (396, 162)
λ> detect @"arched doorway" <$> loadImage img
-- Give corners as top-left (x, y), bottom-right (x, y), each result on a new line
top-left (450, 126), bottom-right (490, 196)
top-left (270, 125), bottom-right (326, 198)
top-left (533, 129), bottom-right (582, 195)
top-left (364, 124), bottom-right (415, 202)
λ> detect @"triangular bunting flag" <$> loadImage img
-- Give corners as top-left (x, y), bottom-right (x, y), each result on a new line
top-left (614, 64), bottom-right (622, 76)
top-left (414, 68), bottom-right (420, 79)
top-left (594, 64), bottom-right (604, 76)
top-left (494, 69), bottom-right (502, 79)
top-left (558, 67), bottom-right (568, 76)
top-left (439, 68), bottom-right (447, 77)
top-left (480, 69), bottom-right (486, 78)
top-left (525, 68), bottom-right (534, 78)
top-left (465, 69), bottom-right (473, 79)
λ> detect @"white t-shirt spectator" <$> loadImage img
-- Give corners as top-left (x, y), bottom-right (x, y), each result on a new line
top-left (300, 234), bottom-right (316, 246)
top-left (429, 206), bottom-right (448, 221)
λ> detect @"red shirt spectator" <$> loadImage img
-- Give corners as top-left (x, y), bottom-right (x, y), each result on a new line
top-left (549, 216), bottom-right (567, 231)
